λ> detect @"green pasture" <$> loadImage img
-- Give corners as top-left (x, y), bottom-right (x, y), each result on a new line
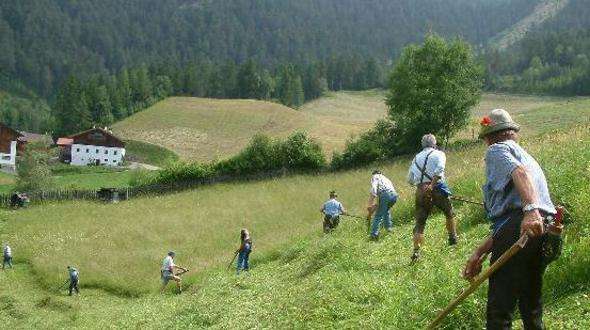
top-left (0, 94), bottom-right (589, 328)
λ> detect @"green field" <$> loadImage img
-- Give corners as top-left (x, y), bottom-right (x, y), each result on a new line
top-left (112, 91), bottom-right (590, 163)
top-left (1, 94), bottom-right (589, 328)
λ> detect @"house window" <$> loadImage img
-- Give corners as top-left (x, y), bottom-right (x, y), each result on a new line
top-left (104, 150), bottom-right (108, 155)
top-left (104, 159), bottom-right (108, 163)
top-left (86, 148), bottom-right (89, 153)
top-left (76, 148), bottom-right (80, 152)
top-left (114, 151), bottom-right (118, 156)
top-left (113, 160), bottom-right (117, 163)
top-left (96, 149), bottom-right (99, 154)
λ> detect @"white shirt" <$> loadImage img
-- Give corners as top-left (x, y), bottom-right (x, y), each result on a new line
top-left (407, 147), bottom-right (446, 186)
top-left (370, 174), bottom-right (396, 196)
top-left (3, 245), bottom-right (11, 257)
top-left (161, 256), bottom-right (175, 272)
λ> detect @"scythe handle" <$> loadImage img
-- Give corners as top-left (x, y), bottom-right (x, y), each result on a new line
top-left (428, 234), bottom-right (528, 329)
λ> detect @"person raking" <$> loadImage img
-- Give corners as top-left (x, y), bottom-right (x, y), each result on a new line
top-left (320, 190), bottom-right (347, 233)
top-left (160, 251), bottom-right (188, 294)
top-left (407, 133), bottom-right (458, 262)
top-left (236, 229), bottom-right (253, 275)
top-left (462, 109), bottom-right (557, 330)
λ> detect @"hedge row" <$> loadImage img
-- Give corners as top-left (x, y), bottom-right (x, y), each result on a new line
top-left (140, 132), bottom-right (327, 186)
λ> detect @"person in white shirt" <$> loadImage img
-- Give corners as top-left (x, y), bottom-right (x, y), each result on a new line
top-left (368, 170), bottom-right (398, 240)
top-left (320, 190), bottom-right (347, 233)
top-left (160, 251), bottom-right (188, 294)
top-left (407, 134), bottom-right (457, 261)
top-left (2, 243), bottom-right (12, 270)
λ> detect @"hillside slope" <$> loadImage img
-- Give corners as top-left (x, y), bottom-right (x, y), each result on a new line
top-left (113, 92), bottom-right (583, 162)
top-left (1, 123), bottom-right (589, 328)
top-left (0, 0), bottom-right (540, 99)
top-left (491, 0), bottom-right (571, 51)
top-left (112, 93), bottom-right (386, 162)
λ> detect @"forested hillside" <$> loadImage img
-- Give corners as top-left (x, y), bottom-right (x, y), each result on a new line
top-left (487, 0), bottom-right (590, 94)
top-left (0, 0), bottom-right (538, 100)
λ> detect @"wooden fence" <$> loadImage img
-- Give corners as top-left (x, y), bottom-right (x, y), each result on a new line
top-left (0, 168), bottom-right (298, 208)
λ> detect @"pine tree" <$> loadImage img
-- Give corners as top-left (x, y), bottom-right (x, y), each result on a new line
top-left (93, 85), bottom-right (114, 127)
top-left (53, 76), bottom-right (92, 136)
top-left (237, 59), bottom-right (262, 99)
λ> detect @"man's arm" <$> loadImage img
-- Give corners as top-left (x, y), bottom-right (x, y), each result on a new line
top-left (463, 237), bottom-right (493, 280)
top-left (173, 264), bottom-right (188, 271)
top-left (512, 166), bottom-right (544, 237)
top-left (367, 193), bottom-right (376, 211)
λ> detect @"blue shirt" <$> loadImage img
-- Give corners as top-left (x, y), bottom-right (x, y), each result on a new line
top-left (483, 140), bottom-right (556, 232)
top-left (322, 199), bottom-right (344, 217)
top-left (68, 268), bottom-right (79, 281)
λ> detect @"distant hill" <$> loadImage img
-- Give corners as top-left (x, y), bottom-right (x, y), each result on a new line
top-left (486, 0), bottom-right (590, 95)
top-left (490, 0), bottom-right (571, 51)
top-left (0, 0), bottom-right (540, 100)
top-left (112, 93), bottom-right (385, 162)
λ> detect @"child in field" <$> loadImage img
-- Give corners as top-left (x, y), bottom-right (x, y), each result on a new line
top-left (160, 251), bottom-right (188, 294)
top-left (67, 266), bottom-right (80, 295)
top-left (320, 191), bottom-right (347, 233)
top-left (2, 243), bottom-right (12, 270)
top-left (236, 229), bottom-right (253, 275)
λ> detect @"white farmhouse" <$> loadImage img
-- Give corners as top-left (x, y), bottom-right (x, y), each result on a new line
top-left (65, 128), bottom-right (126, 166)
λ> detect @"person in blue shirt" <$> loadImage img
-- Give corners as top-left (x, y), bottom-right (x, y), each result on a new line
top-left (236, 229), bottom-right (253, 275)
top-left (67, 266), bottom-right (80, 296)
top-left (320, 191), bottom-right (347, 233)
top-left (462, 109), bottom-right (556, 330)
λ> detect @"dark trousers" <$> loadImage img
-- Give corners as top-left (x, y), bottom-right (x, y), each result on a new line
top-left (487, 211), bottom-right (544, 330)
top-left (2, 256), bottom-right (12, 269)
top-left (69, 279), bottom-right (79, 295)
top-left (323, 215), bottom-right (340, 233)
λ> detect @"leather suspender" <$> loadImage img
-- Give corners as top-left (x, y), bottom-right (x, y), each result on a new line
top-left (415, 150), bottom-right (435, 183)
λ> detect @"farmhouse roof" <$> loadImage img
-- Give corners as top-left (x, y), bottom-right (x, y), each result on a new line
top-left (67, 128), bottom-right (125, 148)
top-left (0, 123), bottom-right (24, 139)
top-left (56, 138), bottom-right (74, 146)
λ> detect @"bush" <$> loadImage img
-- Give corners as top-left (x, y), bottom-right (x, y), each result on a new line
top-left (15, 148), bottom-right (55, 192)
top-left (215, 134), bottom-right (280, 176)
top-left (216, 131), bottom-right (326, 176)
top-left (153, 163), bottom-right (214, 185)
top-left (277, 132), bottom-right (326, 171)
top-left (331, 120), bottom-right (395, 170)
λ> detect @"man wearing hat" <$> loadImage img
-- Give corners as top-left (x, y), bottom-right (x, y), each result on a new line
top-left (320, 190), bottom-right (347, 233)
top-left (407, 134), bottom-right (457, 262)
top-left (160, 251), bottom-right (188, 294)
top-left (368, 170), bottom-right (398, 240)
top-left (462, 109), bottom-right (556, 329)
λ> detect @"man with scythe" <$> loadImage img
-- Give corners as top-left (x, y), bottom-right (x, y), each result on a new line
top-left (160, 251), bottom-right (189, 294)
top-left (462, 109), bottom-right (556, 329)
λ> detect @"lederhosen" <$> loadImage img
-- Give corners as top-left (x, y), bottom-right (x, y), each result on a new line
top-left (414, 151), bottom-right (453, 234)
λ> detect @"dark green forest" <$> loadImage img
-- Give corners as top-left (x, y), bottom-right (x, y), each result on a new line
top-left (486, 0), bottom-right (590, 95)
top-left (1, 0), bottom-right (590, 135)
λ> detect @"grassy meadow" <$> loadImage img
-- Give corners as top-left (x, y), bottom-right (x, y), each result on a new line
top-left (1, 93), bottom-right (589, 328)
top-left (112, 91), bottom-right (590, 163)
